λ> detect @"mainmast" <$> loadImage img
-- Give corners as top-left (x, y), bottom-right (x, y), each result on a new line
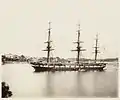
top-left (43, 22), bottom-right (54, 63)
top-left (72, 24), bottom-right (86, 65)
top-left (94, 34), bottom-right (100, 63)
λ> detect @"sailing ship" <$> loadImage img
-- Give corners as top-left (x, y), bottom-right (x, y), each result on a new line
top-left (30, 22), bottom-right (106, 72)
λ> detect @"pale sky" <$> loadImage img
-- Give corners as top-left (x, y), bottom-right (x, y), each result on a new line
top-left (0, 0), bottom-right (120, 58)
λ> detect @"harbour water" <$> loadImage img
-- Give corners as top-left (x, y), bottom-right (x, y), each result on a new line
top-left (2, 62), bottom-right (118, 98)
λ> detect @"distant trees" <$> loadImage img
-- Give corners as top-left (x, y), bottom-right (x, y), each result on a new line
top-left (2, 54), bottom-right (118, 64)
top-left (1, 54), bottom-right (27, 63)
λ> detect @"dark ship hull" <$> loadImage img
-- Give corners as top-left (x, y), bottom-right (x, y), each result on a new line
top-left (31, 62), bottom-right (106, 72)
top-left (32, 65), bottom-right (53, 72)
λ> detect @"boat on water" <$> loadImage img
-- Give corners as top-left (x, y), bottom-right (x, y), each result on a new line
top-left (30, 22), bottom-right (106, 72)
top-left (31, 62), bottom-right (106, 72)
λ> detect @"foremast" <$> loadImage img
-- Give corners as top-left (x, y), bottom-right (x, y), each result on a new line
top-left (72, 24), bottom-right (86, 65)
top-left (43, 22), bottom-right (54, 63)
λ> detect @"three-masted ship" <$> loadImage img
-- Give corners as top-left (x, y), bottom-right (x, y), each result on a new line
top-left (30, 22), bottom-right (106, 72)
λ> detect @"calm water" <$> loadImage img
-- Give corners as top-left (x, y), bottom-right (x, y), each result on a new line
top-left (2, 62), bottom-right (118, 98)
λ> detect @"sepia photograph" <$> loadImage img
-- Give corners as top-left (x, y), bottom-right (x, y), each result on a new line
top-left (1, 0), bottom-right (119, 98)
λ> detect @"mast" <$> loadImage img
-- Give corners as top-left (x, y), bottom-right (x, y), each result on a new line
top-left (43, 22), bottom-right (54, 63)
top-left (94, 34), bottom-right (100, 63)
top-left (72, 24), bottom-right (86, 65)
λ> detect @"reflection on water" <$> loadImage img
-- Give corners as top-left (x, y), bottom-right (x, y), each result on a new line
top-left (2, 62), bottom-right (118, 98)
